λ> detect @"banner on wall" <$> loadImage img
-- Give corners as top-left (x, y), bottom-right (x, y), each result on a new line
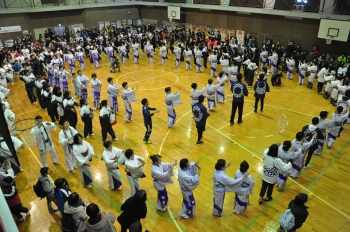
top-left (236, 30), bottom-right (245, 45)
top-left (98, 22), bottom-right (104, 31)
top-left (105, 21), bottom-right (110, 27)
top-left (0, 26), bottom-right (21, 34)
top-left (116, 20), bottom-right (121, 28)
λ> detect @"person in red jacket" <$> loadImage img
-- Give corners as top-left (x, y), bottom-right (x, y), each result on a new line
top-left (1, 176), bottom-right (30, 222)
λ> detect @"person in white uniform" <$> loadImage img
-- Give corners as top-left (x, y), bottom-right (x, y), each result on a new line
top-left (178, 158), bottom-right (201, 219)
top-left (216, 72), bottom-right (228, 103)
top-left (90, 73), bottom-right (102, 110)
top-left (165, 86), bottom-right (183, 128)
top-left (107, 77), bottom-right (120, 114)
top-left (58, 120), bottom-right (78, 174)
top-left (31, 115), bottom-right (59, 167)
top-left (102, 140), bottom-right (125, 190)
top-left (72, 133), bottom-right (95, 188)
top-left (234, 161), bottom-right (255, 214)
top-left (124, 149), bottom-right (145, 196)
top-left (150, 154), bottom-right (177, 212)
top-left (121, 82), bottom-right (138, 122)
top-left (0, 133), bottom-right (24, 173)
top-left (212, 159), bottom-right (246, 217)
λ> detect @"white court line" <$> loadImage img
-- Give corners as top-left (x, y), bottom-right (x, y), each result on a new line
top-left (158, 110), bottom-right (192, 232)
top-left (265, 135), bottom-right (274, 138)
top-left (265, 104), bottom-right (313, 117)
top-left (280, 129), bottom-right (285, 133)
top-left (206, 123), bottom-right (350, 220)
top-left (217, 110), bottom-right (254, 131)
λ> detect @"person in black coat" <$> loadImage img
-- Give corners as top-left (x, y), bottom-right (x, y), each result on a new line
top-left (192, 95), bottom-right (210, 145)
top-left (117, 190), bottom-right (147, 232)
top-left (254, 74), bottom-right (270, 113)
top-left (280, 193), bottom-right (309, 232)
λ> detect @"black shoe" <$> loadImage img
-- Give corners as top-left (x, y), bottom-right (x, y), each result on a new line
top-left (259, 197), bottom-right (263, 205)
top-left (260, 109), bottom-right (263, 112)
top-left (264, 197), bottom-right (273, 202)
top-left (196, 141), bottom-right (203, 145)
top-left (237, 120), bottom-right (243, 124)
top-left (254, 110), bottom-right (257, 113)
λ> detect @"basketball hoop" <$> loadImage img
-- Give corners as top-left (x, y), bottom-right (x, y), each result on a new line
top-left (326, 35), bottom-right (334, 45)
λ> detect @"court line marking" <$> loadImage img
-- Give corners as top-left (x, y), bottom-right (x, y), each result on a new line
top-left (158, 110), bottom-right (192, 232)
top-left (216, 110), bottom-right (254, 131)
top-left (206, 123), bottom-right (350, 222)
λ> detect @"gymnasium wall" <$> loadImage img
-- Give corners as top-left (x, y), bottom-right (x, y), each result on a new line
top-left (141, 6), bottom-right (350, 56)
top-left (0, 6), bottom-right (140, 42)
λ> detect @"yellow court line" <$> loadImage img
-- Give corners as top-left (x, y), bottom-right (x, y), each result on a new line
top-left (206, 123), bottom-right (350, 220)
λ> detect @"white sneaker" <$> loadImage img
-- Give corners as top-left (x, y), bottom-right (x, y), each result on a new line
top-left (304, 164), bottom-right (309, 169)
top-left (125, 120), bottom-right (131, 123)
top-left (90, 134), bottom-right (95, 136)
top-left (178, 213), bottom-right (189, 219)
top-left (113, 138), bottom-right (119, 141)
top-left (26, 211), bottom-right (31, 216)
top-left (85, 136), bottom-right (90, 138)
top-left (86, 184), bottom-right (92, 188)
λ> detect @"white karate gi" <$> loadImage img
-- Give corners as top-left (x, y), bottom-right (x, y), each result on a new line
top-left (298, 63), bottom-right (307, 85)
top-left (91, 79), bottom-right (102, 110)
top-left (220, 57), bottom-right (229, 75)
top-left (77, 74), bottom-right (89, 100)
top-left (206, 83), bottom-right (220, 111)
top-left (184, 50), bottom-right (192, 70)
top-left (0, 135), bottom-right (23, 173)
top-left (260, 51), bottom-right (268, 69)
top-left (314, 116), bottom-right (334, 155)
top-left (146, 44), bottom-right (154, 64)
top-left (132, 43), bottom-right (139, 63)
top-left (276, 146), bottom-right (293, 189)
top-left (174, 46), bottom-right (182, 68)
top-left (307, 65), bottom-right (318, 87)
top-left (194, 49), bottom-right (203, 72)
top-left (159, 46), bottom-right (167, 65)
top-left (286, 59), bottom-right (295, 79)
top-left (31, 122), bottom-right (59, 167)
top-left (327, 112), bottom-right (348, 148)
top-left (59, 126), bottom-right (78, 172)
top-left (268, 52), bottom-right (278, 73)
top-left (209, 54), bottom-right (218, 77)
top-left (228, 65), bottom-right (239, 85)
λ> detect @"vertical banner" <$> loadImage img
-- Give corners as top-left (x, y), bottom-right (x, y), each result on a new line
top-left (236, 30), bottom-right (245, 45)
top-left (98, 21), bottom-right (104, 31)
top-left (116, 20), bottom-right (122, 28)
top-left (105, 21), bottom-right (110, 27)
top-left (127, 19), bottom-right (132, 25)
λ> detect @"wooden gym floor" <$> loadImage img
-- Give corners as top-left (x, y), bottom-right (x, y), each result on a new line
top-left (8, 51), bottom-right (350, 232)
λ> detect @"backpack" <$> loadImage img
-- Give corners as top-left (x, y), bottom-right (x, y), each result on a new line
top-left (280, 209), bottom-right (295, 230)
top-left (33, 179), bottom-right (49, 199)
top-left (61, 213), bottom-right (78, 232)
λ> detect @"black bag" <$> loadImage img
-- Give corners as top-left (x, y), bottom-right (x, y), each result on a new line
top-left (61, 213), bottom-right (78, 232)
top-left (33, 179), bottom-right (48, 199)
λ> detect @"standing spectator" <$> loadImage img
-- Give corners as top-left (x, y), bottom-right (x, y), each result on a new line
top-left (258, 144), bottom-right (292, 205)
top-left (38, 167), bottom-right (58, 213)
top-left (1, 176), bottom-right (30, 222)
top-left (64, 192), bottom-right (88, 232)
top-left (117, 189), bottom-right (147, 232)
top-left (53, 178), bottom-right (72, 213)
top-left (254, 73), bottom-right (270, 113)
top-left (311, 45), bottom-right (319, 59)
top-left (85, 203), bottom-right (117, 232)
top-left (230, 73), bottom-right (248, 125)
top-left (280, 193), bottom-right (309, 232)
top-left (192, 95), bottom-right (210, 145)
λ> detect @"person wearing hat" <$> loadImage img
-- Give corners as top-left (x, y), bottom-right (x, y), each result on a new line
top-left (254, 73), bottom-right (270, 113)
top-left (234, 160), bottom-right (255, 214)
top-left (259, 144), bottom-right (292, 204)
top-left (276, 141), bottom-right (295, 191)
top-left (85, 203), bottom-right (117, 232)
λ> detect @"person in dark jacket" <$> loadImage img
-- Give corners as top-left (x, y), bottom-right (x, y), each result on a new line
top-left (1, 176), bottom-right (30, 222)
top-left (280, 193), bottom-right (309, 232)
top-left (117, 189), bottom-right (147, 232)
top-left (230, 73), bottom-right (249, 125)
top-left (254, 74), bottom-right (270, 113)
top-left (192, 95), bottom-right (210, 145)
top-left (141, 98), bottom-right (159, 144)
